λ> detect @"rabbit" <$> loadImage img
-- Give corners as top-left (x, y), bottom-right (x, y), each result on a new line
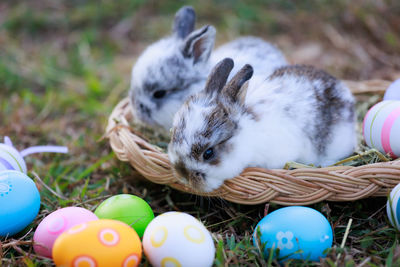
top-left (129, 6), bottom-right (287, 132)
top-left (168, 58), bottom-right (356, 193)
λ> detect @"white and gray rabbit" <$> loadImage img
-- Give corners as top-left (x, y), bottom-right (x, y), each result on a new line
top-left (168, 58), bottom-right (356, 192)
top-left (129, 6), bottom-right (287, 131)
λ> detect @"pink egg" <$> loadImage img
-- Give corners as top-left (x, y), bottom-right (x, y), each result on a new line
top-left (33, 207), bottom-right (98, 258)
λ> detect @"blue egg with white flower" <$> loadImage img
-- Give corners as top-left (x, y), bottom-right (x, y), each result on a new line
top-left (253, 206), bottom-right (333, 262)
top-left (0, 170), bottom-right (41, 237)
top-left (383, 79), bottom-right (400, 101)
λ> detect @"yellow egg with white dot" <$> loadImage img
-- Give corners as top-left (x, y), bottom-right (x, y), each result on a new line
top-left (143, 212), bottom-right (215, 267)
top-left (52, 219), bottom-right (142, 267)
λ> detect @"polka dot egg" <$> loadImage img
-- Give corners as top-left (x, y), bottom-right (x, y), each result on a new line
top-left (33, 207), bottom-right (98, 258)
top-left (52, 219), bottom-right (142, 267)
top-left (143, 212), bottom-right (215, 267)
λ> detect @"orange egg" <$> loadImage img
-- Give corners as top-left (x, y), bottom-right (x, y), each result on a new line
top-left (52, 219), bottom-right (142, 267)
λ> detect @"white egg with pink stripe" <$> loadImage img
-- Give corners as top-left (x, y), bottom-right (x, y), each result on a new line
top-left (363, 100), bottom-right (400, 158)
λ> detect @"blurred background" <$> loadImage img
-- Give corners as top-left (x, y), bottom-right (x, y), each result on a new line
top-left (1, 0), bottom-right (399, 147)
top-left (0, 0), bottom-right (400, 265)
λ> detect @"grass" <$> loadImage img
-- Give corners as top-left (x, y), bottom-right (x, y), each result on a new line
top-left (1, 0), bottom-right (400, 266)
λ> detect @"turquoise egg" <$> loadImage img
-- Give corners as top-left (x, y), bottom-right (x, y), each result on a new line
top-left (0, 170), bottom-right (41, 236)
top-left (253, 206), bottom-right (333, 262)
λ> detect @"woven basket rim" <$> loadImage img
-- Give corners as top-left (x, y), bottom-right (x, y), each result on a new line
top-left (106, 79), bottom-right (400, 205)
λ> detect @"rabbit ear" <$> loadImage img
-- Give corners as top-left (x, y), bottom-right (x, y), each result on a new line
top-left (181, 25), bottom-right (216, 64)
top-left (173, 6), bottom-right (196, 39)
top-left (221, 64), bottom-right (253, 105)
top-left (204, 58), bottom-right (234, 95)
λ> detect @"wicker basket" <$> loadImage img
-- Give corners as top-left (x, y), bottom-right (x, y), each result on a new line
top-left (106, 79), bottom-right (400, 205)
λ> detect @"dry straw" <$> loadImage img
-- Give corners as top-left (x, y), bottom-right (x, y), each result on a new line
top-left (106, 79), bottom-right (400, 205)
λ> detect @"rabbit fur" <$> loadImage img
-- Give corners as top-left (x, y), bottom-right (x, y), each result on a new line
top-left (129, 6), bottom-right (287, 131)
top-left (168, 58), bottom-right (356, 192)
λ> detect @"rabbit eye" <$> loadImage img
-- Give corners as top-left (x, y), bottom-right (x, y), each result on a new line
top-left (203, 147), bottom-right (214, 161)
top-left (153, 90), bottom-right (167, 99)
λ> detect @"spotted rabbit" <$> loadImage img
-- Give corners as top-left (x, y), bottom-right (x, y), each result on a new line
top-left (129, 6), bottom-right (287, 131)
top-left (168, 58), bottom-right (356, 192)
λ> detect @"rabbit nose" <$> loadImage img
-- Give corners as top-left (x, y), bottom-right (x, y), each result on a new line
top-left (138, 102), bottom-right (151, 116)
top-left (191, 171), bottom-right (205, 181)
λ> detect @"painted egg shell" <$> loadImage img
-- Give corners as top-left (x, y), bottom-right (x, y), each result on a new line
top-left (52, 219), bottom-right (142, 267)
top-left (0, 170), bottom-right (40, 236)
top-left (143, 212), bottom-right (215, 267)
top-left (94, 194), bottom-right (154, 237)
top-left (363, 100), bottom-right (400, 158)
top-left (386, 183), bottom-right (400, 231)
top-left (253, 206), bottom-right (333, 262)
top-left (0, 144), bottom-right (27, 173)
top-left (383, 79), bottom-right (400, 101)
top-left (33, 207), bottom-right (98, 258)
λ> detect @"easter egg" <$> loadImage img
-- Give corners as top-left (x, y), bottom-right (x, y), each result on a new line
top-left (0, 144), bottom-right (27, 173)
top-left (94, 194), bottom-right (154, 237)
top-left (52, 219), bottom-right (142, 267)
top-left (143, 212), bottom-right (215, 267)
top-left (253, 206), bottom-right (332, 262)
top-left (384, 79), bottom-right (400, 101)
top-left (0, 170), bottom-right (40, 236)
top-left (386, 183), bottom-right (400, 231)
top-left (33, 207), bottom-right (98, 258)
top-left (363, 100), bottom-right (400, 158)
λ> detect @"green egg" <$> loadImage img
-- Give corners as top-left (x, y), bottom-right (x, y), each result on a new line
top-left (94, 194), bottom-right (154, 237)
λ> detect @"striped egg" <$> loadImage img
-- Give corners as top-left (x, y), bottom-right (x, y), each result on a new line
top-left (387, 183), bottom-right (400, 231)
top-left (363, 100), bottom-right (400, 158)
top-left (0, 144), bottom-right (27, 173)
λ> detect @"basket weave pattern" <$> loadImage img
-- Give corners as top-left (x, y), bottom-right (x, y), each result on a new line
top-left (106, 80), bottom-right (400, 205)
